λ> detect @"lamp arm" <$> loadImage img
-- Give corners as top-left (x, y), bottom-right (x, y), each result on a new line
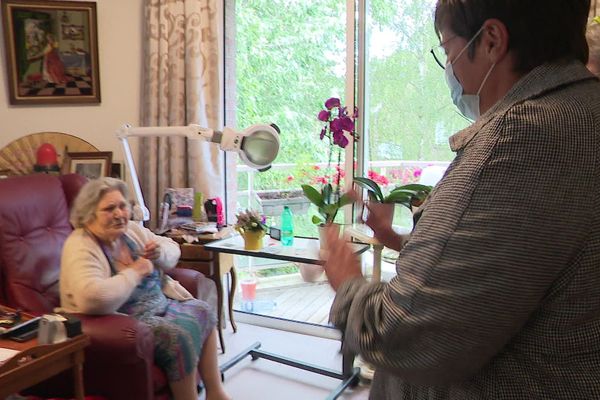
top-left (115, 122), bottom-right (279, 223)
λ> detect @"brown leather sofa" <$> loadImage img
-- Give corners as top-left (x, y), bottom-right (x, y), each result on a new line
top-left (0, 173), bottom-right (213, 399)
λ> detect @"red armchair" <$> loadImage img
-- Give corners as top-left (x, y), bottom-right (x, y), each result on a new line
top-left (0, 174), bottom-right (214, 400)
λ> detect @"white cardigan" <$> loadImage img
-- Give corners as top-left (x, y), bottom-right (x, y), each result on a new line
top-left (59, 221), bottom-right (181, 314)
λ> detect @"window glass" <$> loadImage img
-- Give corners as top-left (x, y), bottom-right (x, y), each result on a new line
top-left (364, 0), bottom-right (466, 228)
top-left (233, 0), bottom-right (349, 237)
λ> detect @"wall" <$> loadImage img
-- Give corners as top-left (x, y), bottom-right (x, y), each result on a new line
top-left (0, 0), bottom-right (144, 165)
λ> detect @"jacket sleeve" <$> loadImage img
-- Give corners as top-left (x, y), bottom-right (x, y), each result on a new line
top-left (330, 103), bottom-right (597, 385)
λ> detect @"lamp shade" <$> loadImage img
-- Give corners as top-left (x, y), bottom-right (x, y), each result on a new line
top-left (34, 143), bottom-right (60, 173)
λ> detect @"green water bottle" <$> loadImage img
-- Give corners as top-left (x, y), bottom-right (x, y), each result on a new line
top-left (193, 191), bottom-right (203, 221)
top-left (281, 206), bottom-right (294, 246)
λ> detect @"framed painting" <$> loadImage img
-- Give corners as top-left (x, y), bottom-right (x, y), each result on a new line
top-left (63, 151), bottom-right (112, 180)
top-left (1, 0), bottom-right (100, 105)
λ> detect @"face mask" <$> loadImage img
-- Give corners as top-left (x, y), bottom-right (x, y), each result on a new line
top-left (444, 26), bottom-right (496, 120)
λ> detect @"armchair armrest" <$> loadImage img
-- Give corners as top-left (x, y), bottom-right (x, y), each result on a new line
top-left (75, 313), bottom-right (154, 364)
top-left (167, 268), bottom-right (217, 310)
top-left (76, 313), bottom-right (157, 400)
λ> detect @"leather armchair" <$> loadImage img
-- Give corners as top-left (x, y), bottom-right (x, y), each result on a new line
top-left (0, 174), bottom-right (214, 400)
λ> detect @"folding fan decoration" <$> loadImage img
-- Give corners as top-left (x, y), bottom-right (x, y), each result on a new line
top-left (0, 132), bottom-right (98, 176)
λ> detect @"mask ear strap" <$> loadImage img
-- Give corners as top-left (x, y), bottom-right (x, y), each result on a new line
top-left (476, 62), bottom-right (496, 96)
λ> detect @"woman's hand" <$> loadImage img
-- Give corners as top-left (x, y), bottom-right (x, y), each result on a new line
top-left (130, 257), bottom-right (154, 277)
top-left (142, 241), bottom-right (161, 260)
top-left (321, 224), bottom-right (363, 291)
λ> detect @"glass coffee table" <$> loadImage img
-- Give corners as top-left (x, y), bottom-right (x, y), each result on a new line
top-left (205, 235), bottom-right (369, 400)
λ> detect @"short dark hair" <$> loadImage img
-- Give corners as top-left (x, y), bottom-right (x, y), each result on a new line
top-left (434, 0), bottom-right (590, 73)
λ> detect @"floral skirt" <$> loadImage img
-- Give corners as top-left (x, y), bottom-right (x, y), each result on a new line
top-left (119, 271), bottom-right (217, 381)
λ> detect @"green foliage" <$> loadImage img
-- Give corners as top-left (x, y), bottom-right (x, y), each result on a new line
top-left (234, 0), bottom-right (465, 229)
top-left (354, 177), bottom-right (432, 209)
top-left (301, 183), bottom-right (352, 225)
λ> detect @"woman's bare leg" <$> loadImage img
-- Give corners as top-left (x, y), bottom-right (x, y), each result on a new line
top-left (169, 370), bottom-right (198, 400)
top-left (199, 329), bottom-right (231, 400)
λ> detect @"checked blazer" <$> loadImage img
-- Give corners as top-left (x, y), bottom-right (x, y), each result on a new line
top-left (331, 60), bottom-right (600, 399)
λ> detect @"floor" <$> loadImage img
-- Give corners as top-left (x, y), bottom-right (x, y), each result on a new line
top-left (209, 322), bottom-right (371, 400)
top-left (233, 275), bottom-right (335, 326)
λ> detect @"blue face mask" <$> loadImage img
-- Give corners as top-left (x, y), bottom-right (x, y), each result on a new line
top-left (444, 26), bottom-right (496, 121)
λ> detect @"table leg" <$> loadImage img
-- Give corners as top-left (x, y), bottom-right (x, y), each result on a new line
top-left (214, 273), bottom-right (226, 353)
top-left (73, 350), bottom-right (85, 400)
top-left (372, 244), bottom-right (383, 282)
top-left (229, 266), bottom-right (238, 333)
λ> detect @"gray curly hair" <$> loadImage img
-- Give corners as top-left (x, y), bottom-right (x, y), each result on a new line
top-left (70, 177), bottom-right (130, 228)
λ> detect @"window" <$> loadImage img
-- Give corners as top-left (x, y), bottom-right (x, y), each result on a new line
top-left (224, 0), bottom-right (464, 331)
top-left (360, 0), bottom-right (465, 228)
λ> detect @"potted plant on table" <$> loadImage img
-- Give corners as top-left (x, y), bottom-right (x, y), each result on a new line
top-left (301, 97), bottom-right (358, 253)
top-left (353, 176), bottom-right (432, 223)
top-left (234, 209), bottom-right (268, 251)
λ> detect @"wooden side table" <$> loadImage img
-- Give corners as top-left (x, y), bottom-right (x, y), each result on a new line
top-left (176, 238), bottom-right (237, 353)
top-left (0, 334), bottom-right (90, 400)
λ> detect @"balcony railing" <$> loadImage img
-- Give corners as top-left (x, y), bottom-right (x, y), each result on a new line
top-left (236, 159), bottom-right (451, 211)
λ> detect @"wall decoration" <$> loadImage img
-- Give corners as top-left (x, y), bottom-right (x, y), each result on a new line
top-left (1, 0), bottom-right (100, 105)
top-left (63, 151), bottom-right (112, 180)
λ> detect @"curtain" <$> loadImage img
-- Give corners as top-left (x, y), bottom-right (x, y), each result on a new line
top-left (140, 0), bottom-right (223, 229)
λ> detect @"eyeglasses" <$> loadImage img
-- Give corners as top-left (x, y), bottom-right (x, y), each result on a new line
top-left (98, 202), bottom-right (130, 215)
top-left (429, 35), bottom-right (457, 70)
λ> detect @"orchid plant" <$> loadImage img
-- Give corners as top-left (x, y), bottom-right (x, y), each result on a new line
top-left (302, 97), bottom-right (358, 225)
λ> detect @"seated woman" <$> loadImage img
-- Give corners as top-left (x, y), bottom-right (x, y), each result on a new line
top-left (59, 177), bottom-right (230, 400)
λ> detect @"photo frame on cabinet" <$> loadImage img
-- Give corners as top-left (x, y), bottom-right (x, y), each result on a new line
top-left (63, 151), bottom-right (112, 180)
top-left (1, 0), bottom-right (100, 105)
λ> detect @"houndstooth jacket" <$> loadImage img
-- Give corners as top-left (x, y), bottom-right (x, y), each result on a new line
top-left (331, 60), bottom-right (600, 399)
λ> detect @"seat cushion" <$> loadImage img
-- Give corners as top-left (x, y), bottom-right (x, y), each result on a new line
top-left (0, 174), bottom-right (72, 312)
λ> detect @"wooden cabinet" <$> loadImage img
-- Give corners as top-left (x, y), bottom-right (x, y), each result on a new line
top-left (176, 239), bottom-right (236, 353)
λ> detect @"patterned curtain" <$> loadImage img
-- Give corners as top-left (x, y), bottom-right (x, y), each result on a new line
top-left (140, 0), bottom-right (223, 229)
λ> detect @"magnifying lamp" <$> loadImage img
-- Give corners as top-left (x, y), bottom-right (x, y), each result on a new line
top-left (116, 123), bottom-right (280, 221)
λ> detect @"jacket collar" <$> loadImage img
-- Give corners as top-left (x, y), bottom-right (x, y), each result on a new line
top-left (449, 60), bottom-right (597, 152)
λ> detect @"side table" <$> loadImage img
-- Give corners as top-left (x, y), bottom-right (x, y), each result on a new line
top-left (175, 237), bottom-right (237, 353)
top-left (0, 334), bottom-right (90, 400)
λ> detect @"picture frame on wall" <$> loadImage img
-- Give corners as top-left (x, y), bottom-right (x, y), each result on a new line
top-left (63, 151), bottom-right (112, 180)
top-left (1, 0), bottom-right (100, 105)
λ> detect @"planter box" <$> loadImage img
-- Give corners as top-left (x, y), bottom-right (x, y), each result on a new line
top-left (256, 189), bottom-right (311, 216)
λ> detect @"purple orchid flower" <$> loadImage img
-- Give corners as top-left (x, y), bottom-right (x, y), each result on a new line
top-left (325, 97), bottom-right (341, 110)
top-left (339, 116), bottom-right (354, 132)
top-left (332, 131), bottom-right (349, 148)
top-left (330, 117), bottom-right (343, 134)
top-left (320, 126), bottom-right (327, 140)
top-left (318, 110), bottom-right (330, 122)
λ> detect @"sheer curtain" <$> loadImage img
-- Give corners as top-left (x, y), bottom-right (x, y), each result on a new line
top-left (140, 0), bottom-right (223, 229)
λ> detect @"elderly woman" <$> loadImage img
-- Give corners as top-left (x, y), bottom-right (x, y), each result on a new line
top-left (59, 177), bottom-right (230, 400)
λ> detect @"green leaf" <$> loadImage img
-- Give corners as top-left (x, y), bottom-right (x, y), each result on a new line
top-left (311, 214), bottom-right (325, 225)
top-left (353, 177), bottom-right (384, 202)
top-left (301, 184), bottom-right (324, 207)
top-left (392, 183), bottom-right (432, 193)
top-left (384, 190), bottom-right (413, 206)
top-left (338, 192), bottom-right (353, 207)
top-left (594, 16), bottom-right (600, 24)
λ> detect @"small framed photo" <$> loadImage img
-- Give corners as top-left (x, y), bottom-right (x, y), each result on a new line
top-left (1, 0), bottom-right (100, 105)
top-left (63, 151), bottom-right (112, 180)
top-left (110, 161), bottom-right (125, 180)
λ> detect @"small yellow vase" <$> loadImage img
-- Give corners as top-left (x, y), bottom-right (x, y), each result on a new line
top-left (241, 230), bottom-right (265, 250)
